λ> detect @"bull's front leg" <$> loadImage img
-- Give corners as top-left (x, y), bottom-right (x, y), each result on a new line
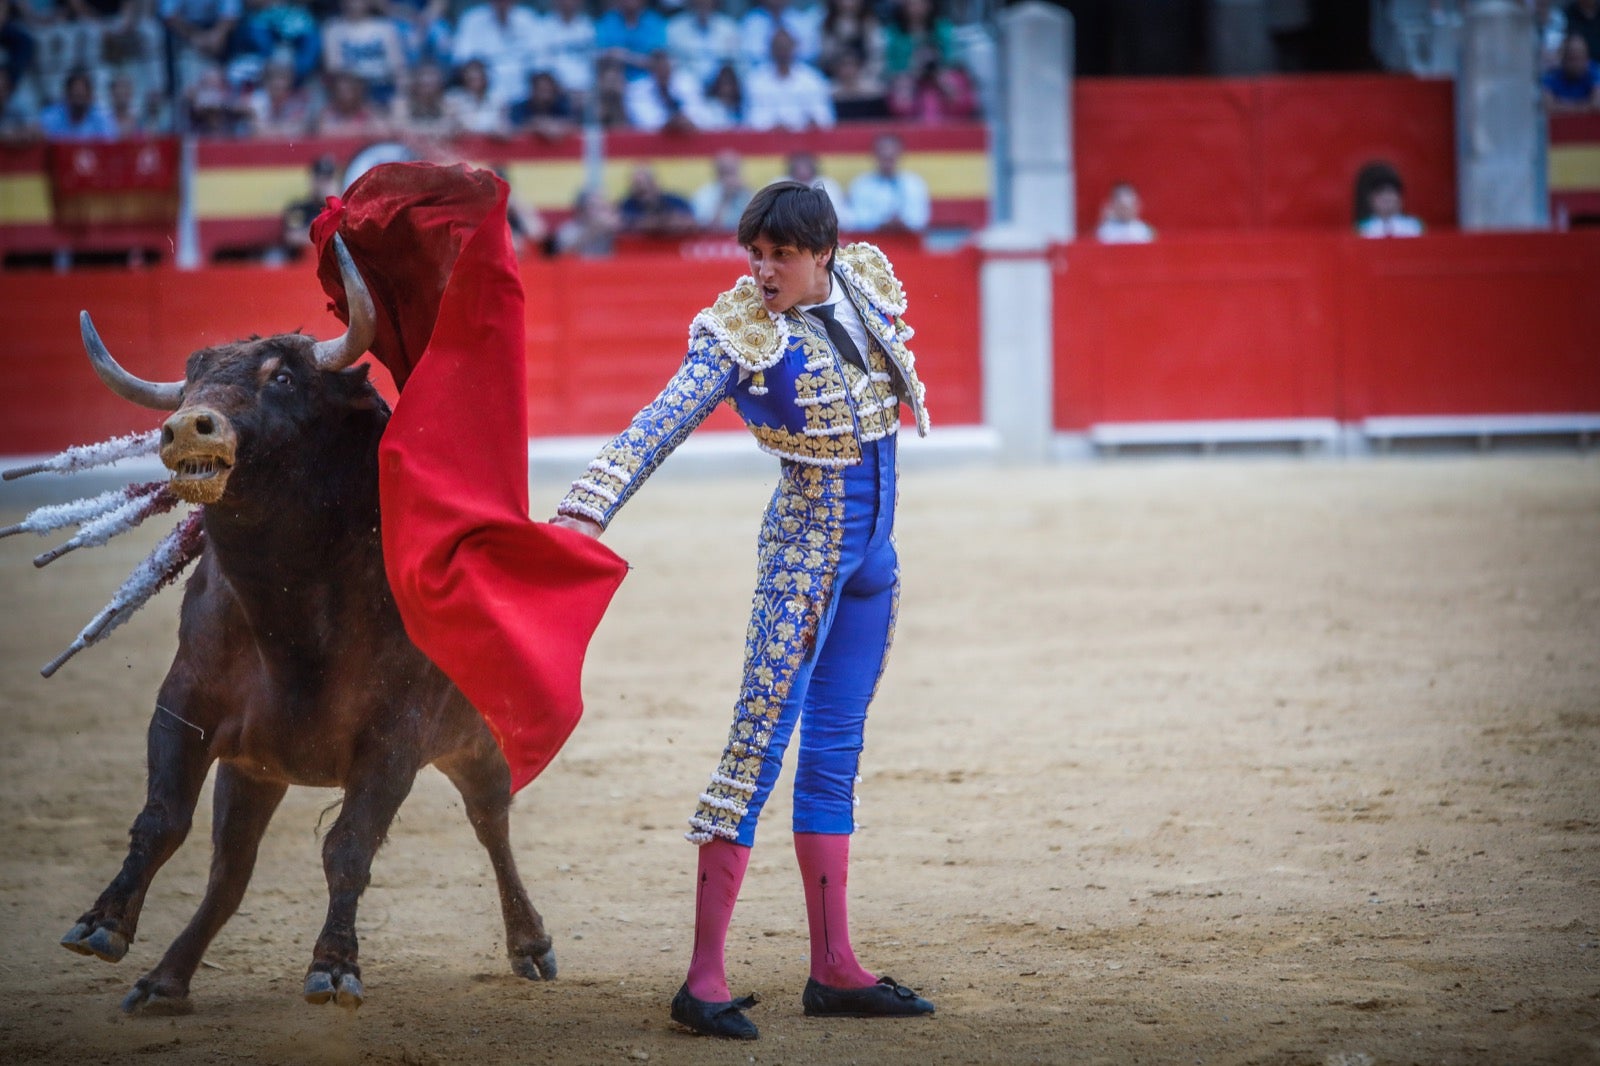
top-left (304, 752), bottom-right (416, 1010)
top-left (61, 686), bottom-right (213, 965)
top-left (437, 738), bottom-right (557, 981)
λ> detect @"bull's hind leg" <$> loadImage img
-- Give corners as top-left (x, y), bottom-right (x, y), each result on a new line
top-left (120, 764), bottom-right (287, 1014)
top-left (304, 754), bottom-right (415, 1010)
top-left (62, 694), bottom-right (213, 965)
top-left (438, 741), bottom-right (557, 981)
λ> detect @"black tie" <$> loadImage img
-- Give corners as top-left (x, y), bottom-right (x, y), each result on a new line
top-left (808, 302), bottom-right (867, 371)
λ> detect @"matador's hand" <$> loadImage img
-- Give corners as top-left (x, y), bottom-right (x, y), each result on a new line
top-left (549, 514), bottom-right (603, 538)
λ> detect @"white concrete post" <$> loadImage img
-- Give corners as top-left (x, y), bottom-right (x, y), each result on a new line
top-left (982, 2), bottom-right (1071, 462)
top-left (1457, 0), bottom-right (1546, 229)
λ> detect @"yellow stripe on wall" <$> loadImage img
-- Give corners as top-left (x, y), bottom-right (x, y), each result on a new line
top-left (602, 150), bottom-right (988, 201)
top-left (1550, 145), bottom-right (1600, 191)
top-left (0, 174), bottom-right (51, 225)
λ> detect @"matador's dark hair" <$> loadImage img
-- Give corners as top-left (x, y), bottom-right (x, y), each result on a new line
top-left (737, 180), bottom-right (839, 266)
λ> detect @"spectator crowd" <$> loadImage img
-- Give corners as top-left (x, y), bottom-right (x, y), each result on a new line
top-left (0, 0), bottom-right (985, 143)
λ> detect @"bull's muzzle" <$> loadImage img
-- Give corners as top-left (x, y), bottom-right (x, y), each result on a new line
top-left (161, 406), bottom-right (237, 504)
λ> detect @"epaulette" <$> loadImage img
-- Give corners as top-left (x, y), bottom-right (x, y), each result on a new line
top-left (834, 242), bottom-right (907, 318)
top-left (689, 276), bottom-right (791, 373)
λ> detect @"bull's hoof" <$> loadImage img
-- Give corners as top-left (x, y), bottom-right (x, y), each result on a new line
top-left (334, 973), bottom-right (364, 1010)
top-left (121, 979), bottom-right (192, 1016)
top-left (303, 971), bottom-right (336, 1004)
top-left (512, 946), bottom-right (558, 982)
top-left (61, 923), bottom-right (128, 963)
top-left (60, 923), bottom-right (94, 956)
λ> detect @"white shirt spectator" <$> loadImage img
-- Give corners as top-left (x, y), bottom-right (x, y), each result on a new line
top-left (847, 169), bottom-right (930, 232)
top-left (1095, 218), bottom-right (1156, 243)
top-left (744, 60), bottom-right (834, 131)
top-left (625, 68), bottom-right (707, 131)
top-left (667, 6), bottom-right (741, 85)
top-left (539, 5), bottom-right (598, 95)
top-left (452, 2), bottom-right (544, 107)
top-left (739, 4), bottom-right (823, 68)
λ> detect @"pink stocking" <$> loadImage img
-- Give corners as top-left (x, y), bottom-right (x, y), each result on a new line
top-left (685, 839), bottom-right (751, 1002)
top-left (794, 832), bottom-right (876, 989)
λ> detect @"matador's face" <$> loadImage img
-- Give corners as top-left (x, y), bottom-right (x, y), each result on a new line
top-left (746, 236), bottom-right (833, 315)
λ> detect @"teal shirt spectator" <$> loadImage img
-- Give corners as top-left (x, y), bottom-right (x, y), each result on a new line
top-left (595, 1), bottom-right (667, 81)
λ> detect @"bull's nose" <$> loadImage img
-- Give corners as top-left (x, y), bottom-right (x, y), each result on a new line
top-left (162, 407), bottom-right (234, 452)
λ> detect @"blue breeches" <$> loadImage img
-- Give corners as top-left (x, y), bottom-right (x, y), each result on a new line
top-left (687, 436), bottom-right (900, 846)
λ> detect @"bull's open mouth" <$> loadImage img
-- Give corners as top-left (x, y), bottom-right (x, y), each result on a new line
top-left (172, 457), bottom-right (231, 482)
top-left (165, 455), bottom-right (233, 503)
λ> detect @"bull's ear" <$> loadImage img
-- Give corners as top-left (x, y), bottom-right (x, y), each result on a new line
top-left (334, 364), bottom-right (381, 411)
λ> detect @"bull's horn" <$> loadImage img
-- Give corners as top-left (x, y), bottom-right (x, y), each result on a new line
top-left (312, 234), bottom-right (377, 371)
top-left (80, 312), bottom-right (183, 410)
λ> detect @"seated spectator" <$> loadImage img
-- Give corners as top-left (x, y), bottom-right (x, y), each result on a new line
top-left (102, 0), bottom-right (170, 106)
top-left (1543, 33), bottom-right (1600, 110)
top-left (107, 69), bottom-right (159, 134)
top-left (739, 0), bottom-right (821, 71)
top-left (691, 147), bottom-right (752, 231)
top-left (444, 57), bottom-right (510, 136)
top-left (830, 45), bottom-right (888, 121)
top-left (782, 148), bottom-right (850, 226)
top-left (847, 130), bottom-right (929, 233)
top-left (0, 66), bottom-right (41, 143)
top-left (1095, 180), bottom-right (1156, 243)
top-left (555, 186), bottom-right (621, 256)
top-left (1353, 166), bottom-right (1423, 238)
top-left (666, 0), bottom-right (737, 87)
top-left (392, 58), bottom-right (449, 135)
top-left (184, 61), bottom-right (251, 135)
top-left (595, 0), bottom-right (666, 83)
top-left (617, 163), bottom-right (696, 236)
top-left (744, 26), bottom-right (834, 131)
top-left (32, 0), bottom-right (105, 109)
top-left (452, 0), bottom-right (542, 108)
top-left (540, 0), bottom-right (597, 104)
top-left (694, 61), bottom-right (743, 130)
top-left (1533, 0), bottom-right (1568, 69)
top-left (882, 0), bottom-right (956, 79)
top-left (315, 68), bottom-right (389, 136)
top-left (1567, 0), bottom-right (1600, 59)
top-left (232, 0), bottom-right (320, 87)
top-left (160, 0), bottom-right (240, 93)
top-left (40, 67), bottom-right (118, 137)
top-left (246, 56), bottom-right (311, 134)
top-left (267, 150), bottom-right (339, 264)
top-left (592, 55), bottom-right (631, 128)
top-left (819, 0), bottom-right (884, 86)
top-left (888, 56), bottom-right (976, 123)
top-left (510, 69), bottom-right (575, 139)
top-left (380, 0), bottom-right (449, 68)
top-left (625, 48), bottom-right (703, 132)
top-left (321, 0), bottom-right (405, 108)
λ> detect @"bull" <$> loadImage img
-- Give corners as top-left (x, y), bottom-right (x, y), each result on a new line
top-left (32, 240), bottom-right (560, 1013)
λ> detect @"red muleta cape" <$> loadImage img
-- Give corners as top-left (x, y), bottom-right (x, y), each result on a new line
top-left (310, 162), bottom-right (628, 793)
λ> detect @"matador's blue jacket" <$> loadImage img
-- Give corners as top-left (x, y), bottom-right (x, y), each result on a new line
top-left (557, 242), bottom-right (930, 527)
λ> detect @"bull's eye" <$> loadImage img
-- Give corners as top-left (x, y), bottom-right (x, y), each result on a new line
top-left (273, 371), bottom-right (294, 387)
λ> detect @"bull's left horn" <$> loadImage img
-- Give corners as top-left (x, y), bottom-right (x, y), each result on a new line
top-left (80, 312), bottom-right (184, 410)
top-left (312, 234), bottom-right (377, 371)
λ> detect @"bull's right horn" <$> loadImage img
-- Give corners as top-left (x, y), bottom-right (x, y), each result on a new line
top-left (312, 234), bottom-right (377, 371)
top-left (80, 312), bottom-right (184, 410)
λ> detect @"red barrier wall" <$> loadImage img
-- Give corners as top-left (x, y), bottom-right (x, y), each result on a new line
top-left (1074, 75), bottom-right (1457, 236)
top-left (0, 241), bottom-right (982, 455)
top-left (1052, 231), bottom-right (1600, 429)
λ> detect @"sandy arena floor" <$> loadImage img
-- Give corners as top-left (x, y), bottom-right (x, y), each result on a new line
top-left (0, 454), bottom-right (1596, 1066)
